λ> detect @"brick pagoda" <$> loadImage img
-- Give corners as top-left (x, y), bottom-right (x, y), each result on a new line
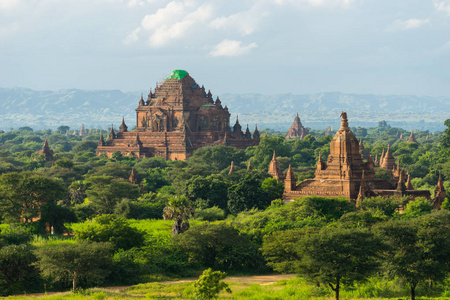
top-left (96, 70), bottom-right (259, 160)
top-left (285, 113), bottom-right (309, 140)
top-left (282, 112), bottom-right (431, 201)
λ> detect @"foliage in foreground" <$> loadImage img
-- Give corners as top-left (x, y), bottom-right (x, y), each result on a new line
top-left (193, 268), bottom-right (231, 300)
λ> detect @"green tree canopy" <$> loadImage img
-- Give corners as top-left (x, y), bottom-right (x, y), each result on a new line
top-left (292, 227), bottom-right (382, 300)
top-left (375, 211), bottom-right (450, 300)
top-left (84, 175), bottom-right (139, 214)
top-left (0, 172), bottom-right (67, 225)
top-left (72, 214), bottom-right (145, 250)
top-left (34, 241), bottom-right (113, 291)
top-left (176, 222), bottom-right (261, 271)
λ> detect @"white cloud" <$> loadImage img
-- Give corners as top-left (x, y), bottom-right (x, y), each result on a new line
top-left (209, 39), bottom-right (257, 57)
top-left (434, 0), bottom-right (450, 15)
top-left (125, 0), bottom-right (359, 50)
top-left (390, 18), bottom-right (429, 31)
top-left (141, 1), bottom-right (186, 31)
top-left (148, 4), bottom-right (212, 47)
top-left (128, 1), bottom-right (213, 47)
top-left (273, 0), bottom-right (355, 7)
top-left (210, 6), bottom-right (269, 35)
top-left (0, 0), bottom-right (20, 10)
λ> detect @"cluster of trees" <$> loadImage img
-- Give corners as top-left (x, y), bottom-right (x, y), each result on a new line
top-left (0, 120), bottom-right (448, 297)
top-left (262, 199), bottom-right (450, 300)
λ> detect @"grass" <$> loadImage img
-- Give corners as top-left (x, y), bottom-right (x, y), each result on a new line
top-left (5, 276), bottom-right (450, 300)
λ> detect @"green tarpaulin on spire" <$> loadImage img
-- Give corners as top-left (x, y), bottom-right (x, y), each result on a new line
top-left (166, 70), bottom-right (188, 80)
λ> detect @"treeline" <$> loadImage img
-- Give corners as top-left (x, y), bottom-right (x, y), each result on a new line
top-left (0, 121), bottom-right (449, 298)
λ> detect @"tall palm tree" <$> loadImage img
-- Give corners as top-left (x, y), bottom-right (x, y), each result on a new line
top-left (163, 196), bottom-right (195, 235)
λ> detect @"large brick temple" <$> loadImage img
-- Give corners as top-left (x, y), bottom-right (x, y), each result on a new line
top-left (282, 112), bottom-right (439, 203)
top-left (96, 70), bottom-right (259, 160)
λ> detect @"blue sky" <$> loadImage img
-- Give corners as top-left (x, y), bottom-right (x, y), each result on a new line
top-left (1, 0), bottom-right (450, 96)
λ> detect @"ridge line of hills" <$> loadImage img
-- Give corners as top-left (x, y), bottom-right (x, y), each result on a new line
top-left (0, 87), bottom-right (449, 132)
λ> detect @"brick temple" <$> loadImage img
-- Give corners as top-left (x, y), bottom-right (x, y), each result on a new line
top-left (282, 112), bottom-right (438, 203)
top-left (285, 113), bottom-right (309, 140)
top-left (96, 70), bottom-right (259, 160)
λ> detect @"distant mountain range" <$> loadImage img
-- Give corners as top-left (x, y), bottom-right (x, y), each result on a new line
top-left (0, 87), bottom-right (449, 132)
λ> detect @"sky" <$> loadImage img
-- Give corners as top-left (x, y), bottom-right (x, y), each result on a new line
top-left (1, 0), bottom-right (450, 96)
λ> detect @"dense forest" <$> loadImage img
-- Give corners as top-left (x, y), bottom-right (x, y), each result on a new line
top-left (0, 120), bottom-right (449, 300)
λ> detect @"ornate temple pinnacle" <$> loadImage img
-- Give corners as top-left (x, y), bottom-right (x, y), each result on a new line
top-left (339, 111), bottom-right (349, 131)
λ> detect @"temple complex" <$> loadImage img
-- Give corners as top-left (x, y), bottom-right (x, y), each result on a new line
top-left (96, 70), bottom-right (259, 160)
top-left (282, 112), bottom-right (433, 202)
top-left (286, 113), bottom-right (309, 140)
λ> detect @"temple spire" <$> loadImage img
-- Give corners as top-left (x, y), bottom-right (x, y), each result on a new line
top-left (409, 131), bottom-right (417, 143)
top-left (268, 150), bottom-right (284, 181)
top-left (357, 171), bottom-right (368, 202)
top-left (228, 161), bottom-right (235, 175)
top-left (339, 111), bottom-right (349, 131)
top-left (139, 93), bottom-right (145, 106)
top-left (43, 137), bottom-right (50, 151)
top-left (129, 169), bottom-right (138, 185)
top-left (284, 164), bottom-right (297, 192)
top-left (316, 151), bottom-right (326, 172)
top-left (109, 125), bottom-right (116, 140)
top-left (244, 124), bottom-right (251, 138)
top-left (98, 131), bottom-right (105, 146)
top-left (233, 115), bottom-right (242, 134)
top-left (119, 116), bottom-right (128, 132)
top-left (253, 124), bottom-right (260, 140)
top-left (433, 172), bottom-right (447, 209)
top-left (396, 168), bottom-right (406, 192)
top-left (406, 173), bottom-right (413, 190)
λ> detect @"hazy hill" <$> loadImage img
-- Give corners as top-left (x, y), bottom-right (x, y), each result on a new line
top-left (0, 88), bottom-right (448, 132)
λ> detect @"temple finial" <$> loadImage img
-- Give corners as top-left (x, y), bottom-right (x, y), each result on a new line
top-left (339, 111), bottom-right (349, 131)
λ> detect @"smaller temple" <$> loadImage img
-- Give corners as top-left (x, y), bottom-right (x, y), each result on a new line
top-left (380, 145), bottom-right (395, 171)
top-left (432, 172), bottom-right (447, 209)
top-left (129, 169), bottom-right (138, 185)
top-left (79, 123), bottom-right (86, 136)
top-left (36, 138), bottom-right (54, 161)
top-left (286, 113), bottom-right (309, 140)
top-left (408, 131), bottom-right (417, 143)
top-left (268, 151), bottom-right (284, 181)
